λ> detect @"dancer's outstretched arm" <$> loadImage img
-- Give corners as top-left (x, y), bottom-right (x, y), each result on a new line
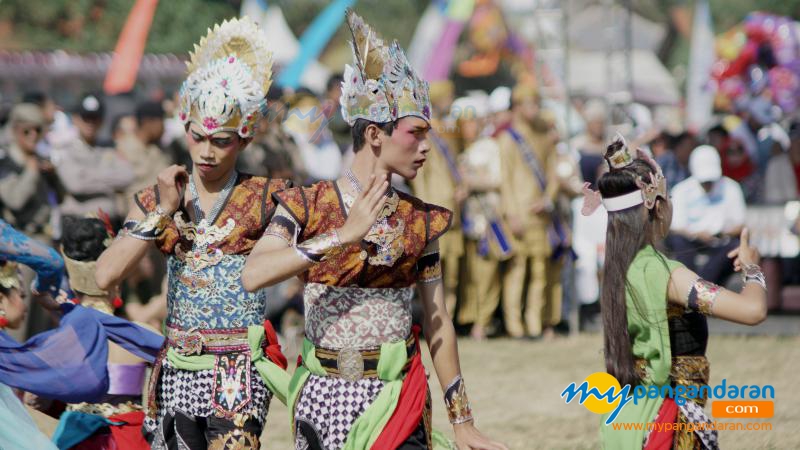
top-left (667, 228), bottom-right (767, 325)
top-left (418, 278), bottom-right (508, 450)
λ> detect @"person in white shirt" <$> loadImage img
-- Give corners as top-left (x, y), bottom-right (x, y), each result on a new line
top-left (667, 145), bottom-right (746, 284)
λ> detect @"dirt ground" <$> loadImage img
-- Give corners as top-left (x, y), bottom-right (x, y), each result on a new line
top-left (259, 333), bottom-right (800, 449)
top-left (27, 332), bottom-right (798, 449)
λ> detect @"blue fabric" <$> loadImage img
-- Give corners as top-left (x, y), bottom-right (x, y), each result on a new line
top-left (166, 254), bottom-right (268, 328)
top-left (51, 411), bottom-right (118, 450)
top-left (276, 0), bottom-right (356, 89)
top-left (0, 219), bottom-right (64, 295)
top-left (0, 384), bottom-right (57, 450)
top-left (0, 304), bottom-right (164, 403)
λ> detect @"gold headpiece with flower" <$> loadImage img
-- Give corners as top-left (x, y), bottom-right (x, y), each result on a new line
top-left (340, 10), bottom-right (431, 126)
top-left (178, 17), bottom-right (273, 138)
top-left (0, 262), bottom-right (20, 290)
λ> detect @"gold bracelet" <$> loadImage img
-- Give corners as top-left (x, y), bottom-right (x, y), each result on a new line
top-left (444, 375), bottom-right (474, 424)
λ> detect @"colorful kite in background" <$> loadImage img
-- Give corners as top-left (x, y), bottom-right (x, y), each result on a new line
top-left (712, 12), bottom-right (800, 115)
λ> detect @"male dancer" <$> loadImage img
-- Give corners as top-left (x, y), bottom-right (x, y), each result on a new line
top-left (96, 18), bottom-right (289, 449)
top-left (243, 11), bottom-right (506, 450)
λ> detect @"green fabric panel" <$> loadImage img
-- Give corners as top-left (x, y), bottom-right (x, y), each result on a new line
top-left (343, 339), bottom-right (409, 450)
top-left (288, 339), bottom-right (323, 421)
top-left (601, 245), bottom-right (684, 449)
top-left (431, 429), bottom-right (456, 449)
top-left (166, 349), bottom-right (215, 369)
top-left (376, 338), bottom-right (410, 380)
top-left (165, 326), bottom-right (290, 405)
top-left (247, 325), bottom-right (290, 405)
top-left (343, 381), bottom-right (402, 450)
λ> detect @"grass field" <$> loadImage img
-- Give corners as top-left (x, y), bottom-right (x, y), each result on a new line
top-left (260, 333), bottom-right (800, 449)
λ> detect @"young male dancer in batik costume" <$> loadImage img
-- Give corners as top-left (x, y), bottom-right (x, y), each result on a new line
top-left (96, 18), bottom-right (290, 449)
top-left (243, 11), bottom-right (507, 450)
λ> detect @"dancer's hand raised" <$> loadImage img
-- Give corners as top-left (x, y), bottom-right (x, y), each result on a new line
top-left (727, 227), bottom-right (760, 272)
top-left (156, 165), bottom-right (189, 214)
top-left (337, 174), bottom-right (388, 245)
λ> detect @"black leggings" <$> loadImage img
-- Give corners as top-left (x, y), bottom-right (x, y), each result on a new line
top-left (147, 410), bottom-right (263, 449)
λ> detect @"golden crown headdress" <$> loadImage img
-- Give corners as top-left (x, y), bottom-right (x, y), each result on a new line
top-left (0, 261), bottom-right (20, 290)
top-left (340, 10), bottom-right (431, 126)
top-left (178, 17), bottom-right (273, 138)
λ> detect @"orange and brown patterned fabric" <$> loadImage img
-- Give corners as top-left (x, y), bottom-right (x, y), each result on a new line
top-left (133, 174), bottom-right (291, 255)
top-left (271, 181), bottom-right (452, 287)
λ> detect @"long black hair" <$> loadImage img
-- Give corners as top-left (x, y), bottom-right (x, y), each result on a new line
top-left (597, 140), bottom-right (665, 387)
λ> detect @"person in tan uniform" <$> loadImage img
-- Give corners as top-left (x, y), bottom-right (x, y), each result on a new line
top-left (496, 83), bottom-right (565, 339)
top-left (117, 101), bottom-right (172, 200)
top-left (455, 91), bottom-right (510, 339)
top-left (410, 80), bottom-right (465, 316)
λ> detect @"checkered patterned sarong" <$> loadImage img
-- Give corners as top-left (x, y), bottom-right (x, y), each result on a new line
top-left (294, 374), bottom-right (386, 450)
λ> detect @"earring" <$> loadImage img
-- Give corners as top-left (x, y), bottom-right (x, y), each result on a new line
top-left (0, 310), bottom-right (8, 328)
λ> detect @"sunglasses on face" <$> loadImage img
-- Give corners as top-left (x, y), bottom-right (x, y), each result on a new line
top-left (20, 126), bottom-right (43, 136)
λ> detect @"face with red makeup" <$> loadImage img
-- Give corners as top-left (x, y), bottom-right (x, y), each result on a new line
top-left (364, 116), bottom-right (432, 179)
top-left (185, 122), bottom-right (251, 183)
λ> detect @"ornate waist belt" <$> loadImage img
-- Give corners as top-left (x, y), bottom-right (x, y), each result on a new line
top-left (314, 334), bottom-right (416, 382)
top-left (636, 355), bottom-right (710, 406)
top-left (166, 325), bottom-right (252, 355)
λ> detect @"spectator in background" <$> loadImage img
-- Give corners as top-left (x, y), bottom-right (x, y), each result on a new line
top-left (458, 93), bottom-right (505, 339)
top-left (710, 123), bottom-right (759, 202)
top-left (237, 85), bottom-right (306, 182)
top-left (648, 131), bottom-right (671, 159)
top-left (571, 99), bottom-right (606, 188)
top-left (656, 131), bottom-right (696, 191)
top-left (0, 103), bottom-right (64, 338)
top-left (667, 145), bottom-right (746, 285)
top-left (118, 100), bottom-right (171, 197)
top-left (763, 122), bottom-right (800, 204)
top-left (0, 103), bottom-right (61, 238)
top-left (283, 89), bottom-right (342, 182)
top-left (111, 113), bottom-right (137, 144)
top-left (52, 93), bottom-right (134, 224)
top-left (322, 73), bottom-right (350, 151)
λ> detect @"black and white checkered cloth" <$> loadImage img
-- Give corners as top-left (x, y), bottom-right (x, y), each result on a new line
top-left (680, 400), bottom-right (719, 449)
top-left (150, 358), bottom-right (271, 425)
top-left (294, 374), bottom-right (386, 450)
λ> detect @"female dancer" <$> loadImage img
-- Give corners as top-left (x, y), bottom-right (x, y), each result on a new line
top-left (583, 137), bottom-right (767, 449)
top-left (0, 219), bottom-right (162, 449)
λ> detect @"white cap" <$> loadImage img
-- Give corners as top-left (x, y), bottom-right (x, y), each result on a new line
top-left (689, 145), bottom-right (722, 183)
top-left (451, 92), bottom-right (490, 120)
top-left (489, 86), bottom-right (511, 114)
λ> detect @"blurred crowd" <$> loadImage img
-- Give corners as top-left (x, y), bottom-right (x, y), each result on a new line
top-left (2, 72), bottom-right (800, 343)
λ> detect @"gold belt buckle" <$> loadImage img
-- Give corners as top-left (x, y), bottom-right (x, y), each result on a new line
top-left (337, 347), bottom-right (364, 382)
top-left (171, 327), bottom-right (203, 356)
